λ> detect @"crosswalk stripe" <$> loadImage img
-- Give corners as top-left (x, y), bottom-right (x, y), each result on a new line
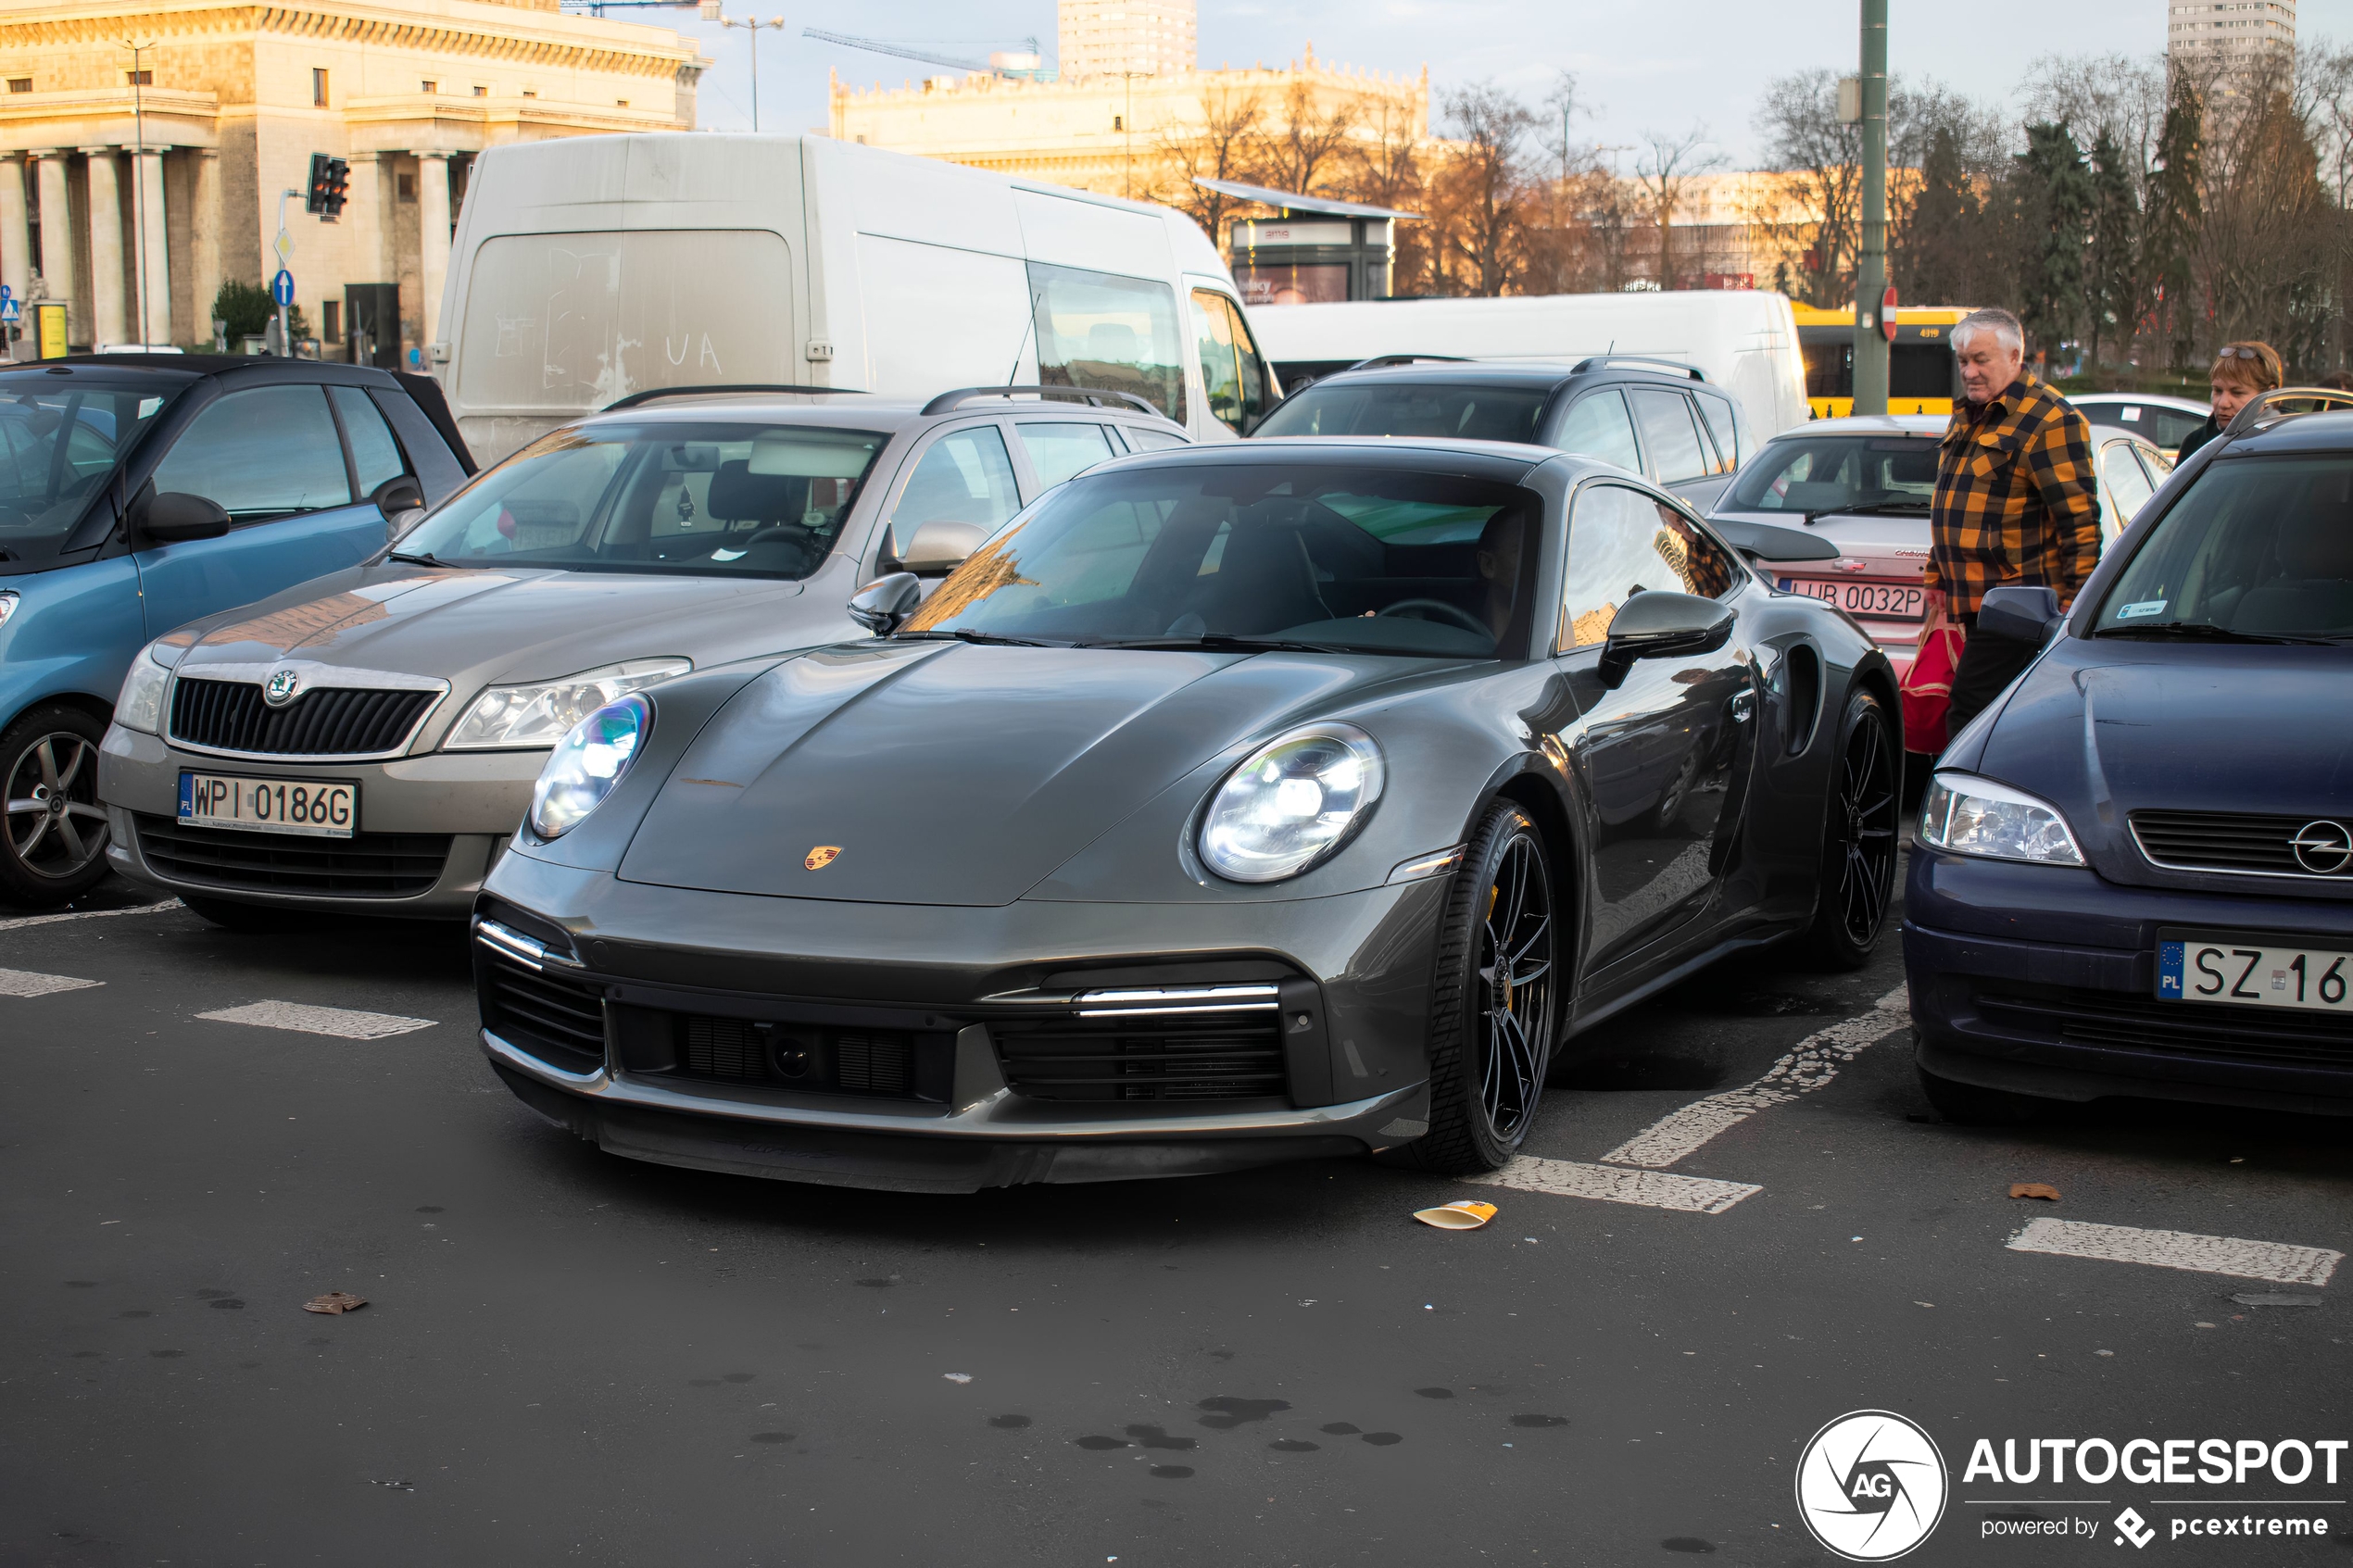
top-left (1466, 1155), bottom-right (1762, 1214)
top-left (0, 899), bottom-right (182, 935)
top-left (1600, 985), bottom-right (1911, 1169)
top-left (2007, 1216), bottom-right (2342, 1286)
top-left (0, 968), bottom-right (103, 997)
top-left (196, 1000), bottom-right (436, 1040)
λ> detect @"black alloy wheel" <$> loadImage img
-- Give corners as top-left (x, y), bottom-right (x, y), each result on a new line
top-left (1802, 688), bottom-right (1899, 970)
top-left (0, 704), bottom-right (114, 906)
top-left (1390, 799), bottom-right (1559, 1173)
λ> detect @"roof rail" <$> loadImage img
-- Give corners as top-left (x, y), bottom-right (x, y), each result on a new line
top-left (1340, 353), bottom-right (1475, 373)
top-left (599, 384), bottom-right (860, 412)
top-left (1569, 355), bottom-right (1706, 383)
top-left (921, 384), bottom-right (1166, 419)
top-left (2225, 384), bottom-right (2353, 436)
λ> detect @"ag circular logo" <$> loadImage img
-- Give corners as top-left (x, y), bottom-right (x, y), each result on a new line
top-left (1795, 1409), bottom-right (1948, 1562)
top-left (2291, 819), bottom-right (2353, 875)
top-left (262, 669), bottom-right (301, 708)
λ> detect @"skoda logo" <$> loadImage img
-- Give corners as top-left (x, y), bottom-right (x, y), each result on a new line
top-left (262, 670), bottom-right (301, 708)
top-left (1794, 1410), bottom-right (1948, 1562)
top-left (2291, 820), bottom-right (2353, 875)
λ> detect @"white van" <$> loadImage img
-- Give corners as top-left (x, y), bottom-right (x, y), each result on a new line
top-left (436, 134), bottom-right (1279, 464)
top-left (1250, 291), bottom-right (1810, 439)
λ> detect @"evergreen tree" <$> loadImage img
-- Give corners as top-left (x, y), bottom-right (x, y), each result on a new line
top-left (2145, 76), bottom-right (2204, 371)
top-left (2086, 128), bottom-right (2141, 372)
top-left (2016, 120), bottom-right (2095, 364)
top-left (1895, 125), bottom-right (1982, 305)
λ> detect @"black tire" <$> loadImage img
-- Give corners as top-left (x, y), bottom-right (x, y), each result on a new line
top-left (1388, 800), bottom-right (1560, 1174)
top-left (181, 895), bottom-right (303, 934)
top-left (0, 703), bottom-right (113, 907)
top-left (1800, 687), bottom-right (1899, 970)
top-left (1916, 1063), bottom-right (2045, 1126)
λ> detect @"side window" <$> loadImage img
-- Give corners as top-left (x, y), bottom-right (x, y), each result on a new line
top-left (1122, 424), bottom-right (1188, 452)
top-left (1559, 484), bottom-right (1740, 651)
top-left (1629, 389), bottom-right (1711, 483)
top-left (1693, 390), bottom-right (1741, 470)
top-left (891, 425), bottom-right (1022, 537)
top-left (1028, 261), bottom-right (1188, 427)
top-left (149, 385), bottom-right (352, 521)
top-left (2099, 441), bottom-right (2155, 530)
top-left (1554, 390), bottom-right (1641, 470)
top-left (1014, 421), bottom-right (1115, 491)
top-left (329, 386), bottom-right (407, 497)
top-left (1189, 289), bottom-right (1270, 435)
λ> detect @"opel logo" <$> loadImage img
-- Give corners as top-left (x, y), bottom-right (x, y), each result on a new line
top-left (262, 670), bottom-right (301, 708)
top-left (2291, 819), bottom-right (2353, 874)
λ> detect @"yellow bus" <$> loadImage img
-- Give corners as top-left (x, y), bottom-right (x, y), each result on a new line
top-left (1793, 303), bottom-right (1971, 420)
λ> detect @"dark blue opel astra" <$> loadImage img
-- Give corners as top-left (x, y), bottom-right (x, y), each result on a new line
top-left (1906, 408), bottom-right (2353, 1122)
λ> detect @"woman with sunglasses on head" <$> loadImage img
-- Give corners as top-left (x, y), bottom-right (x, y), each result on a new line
top-left (2176, 341), bottom-right (2284, 461)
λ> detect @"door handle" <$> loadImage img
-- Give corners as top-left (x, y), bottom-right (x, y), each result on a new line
top-left (1729, 689), bottom-right (1756, 723)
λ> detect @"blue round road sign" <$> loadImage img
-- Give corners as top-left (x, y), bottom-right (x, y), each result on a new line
top-left (271, 269), bottom-right (296, 307)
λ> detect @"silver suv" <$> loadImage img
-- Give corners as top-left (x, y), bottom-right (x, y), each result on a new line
top-left (96, 385), bottom-right (1188, 926)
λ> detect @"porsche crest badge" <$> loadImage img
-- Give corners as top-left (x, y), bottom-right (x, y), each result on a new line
top-left (804, 846), bottom-right (842, 871)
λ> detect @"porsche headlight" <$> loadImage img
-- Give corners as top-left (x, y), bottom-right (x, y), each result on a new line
top-left (528, 696), bottom-right (648, 840)
top-left (1917, 772), bottom-right (2084, 866)
top-left (1199, 724), bottom-right (1385, 884)
top-left (447, 659), bottom-right (689, 750)
top-left (113, 640), bottom-right (183, 735)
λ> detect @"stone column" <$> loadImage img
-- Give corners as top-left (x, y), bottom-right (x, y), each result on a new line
top-left (32, 152), bottom-right (74, 328)
top-left (415, 150), bottom-right (451, 351)
top-left (82, 148), bottom-right (127, 348)
top-left (132, 145), bottom-right (171, 346)
top-left (0, 155), bottom-right (29, 307)
top-left (189, 149), bottom-right (221, 349)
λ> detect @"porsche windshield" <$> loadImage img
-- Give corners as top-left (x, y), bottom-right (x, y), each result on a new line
top-left (1724, 433), bottom-right (1939, 514)
top-left (2095, 454), bottom-right (2353, 641)
top-left (900, 464), bottom-right (1541, 657)
top-left (398, 422), bottom-right (888, 578)
top-left (0, 377), bottom-right (178, 564)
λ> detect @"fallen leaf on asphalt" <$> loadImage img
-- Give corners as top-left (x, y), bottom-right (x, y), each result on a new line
top-left (302, 1291), bottom-right (368, 1314)
top-left (1413, 1200), bottom-right (1498, 1230)
top-left (2008, 1183), bottom-right (2061, 1201)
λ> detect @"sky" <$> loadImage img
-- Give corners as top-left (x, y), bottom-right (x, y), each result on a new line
top-left (665, 0), bottom-right (2353, 168)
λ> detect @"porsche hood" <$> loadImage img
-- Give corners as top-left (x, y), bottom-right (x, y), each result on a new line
top-left (616, 641), bottom-right (1385, 907)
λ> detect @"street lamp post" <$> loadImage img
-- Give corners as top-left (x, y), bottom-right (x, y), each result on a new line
top-left (717, 14), bottom-right (786, 132)
top-left (123, 37), bottom-right (156, 349)
top-left (1851, 0), bottom-right (1890, 416)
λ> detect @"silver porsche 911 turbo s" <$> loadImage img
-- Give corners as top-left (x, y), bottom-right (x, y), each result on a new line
top-left (474, 438), bottom-right (1899, 1191)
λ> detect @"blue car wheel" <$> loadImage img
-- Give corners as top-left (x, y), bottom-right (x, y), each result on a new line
top-left (0, 703), bottom-right (113, 906)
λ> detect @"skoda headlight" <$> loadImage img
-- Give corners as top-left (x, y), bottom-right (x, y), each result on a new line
top-left (529, 696), bottom-right (648, 840)
top-left (447, 659), bottom-right (689, 750)
top-left (1199, 724), bottom-right (1385, 884)
top-left (113, 640), bottom-right (184, 735)
top-left (1918, 772), bottom-right (2084, 866)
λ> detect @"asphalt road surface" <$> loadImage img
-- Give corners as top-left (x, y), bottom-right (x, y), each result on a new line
top-left (4, 859), bottom-right (2347, 1567)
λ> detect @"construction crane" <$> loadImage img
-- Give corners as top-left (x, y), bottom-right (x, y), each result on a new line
top-left (800, 28), bottom-right (1051, 81)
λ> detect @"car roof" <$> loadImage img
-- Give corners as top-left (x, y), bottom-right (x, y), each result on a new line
top-left (1771, 413), bottom-right (1947, 437)
top-left (1299, 359), bottom-right (1705, 391)
top-left (1101, 433), bottom-right (1553, 481)
top-left (2086, 422), bottom-right (2163, 447)
top-left (572, 391), bottom-right (1180, 434)
top-left (2071, 391), bottom-right (2208, 413)
top-left (2218, 408), bottom-right (2353, 454)
top-left (4, 354), bottom-right (407, 387)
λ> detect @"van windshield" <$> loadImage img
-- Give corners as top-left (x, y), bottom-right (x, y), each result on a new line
top-left (1723, 433), bottom-right (1939, 514)
top-left (1252, 381), bottom-right (1551, 444)
top-left (0, 377), bottom-right (178, 565)
top-left (396, 421), bottom-right (888, 579)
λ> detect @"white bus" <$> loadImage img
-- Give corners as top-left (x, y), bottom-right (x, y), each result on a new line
top-left (436, 134), bottom-right (1278, 463)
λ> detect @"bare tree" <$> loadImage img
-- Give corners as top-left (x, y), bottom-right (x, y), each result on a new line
top-left (1426, 82), bottom-right (1540, 296)
top-left (1631, 124), bottom-right (1725, 288)
top-left (1252, 78), bottom-right (1359, 197)
top-left (1753, 69), bottom-right (1866, 306)
top-left (1153, 86), bottom-right (1269, 243)
top-left (1340, 94), bottom-right (1429, 294)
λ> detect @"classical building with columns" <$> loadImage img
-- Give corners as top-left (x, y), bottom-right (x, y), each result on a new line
top-left (0, 0), bottom-right (705, 360)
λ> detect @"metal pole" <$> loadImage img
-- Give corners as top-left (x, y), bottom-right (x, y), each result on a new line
top-left (1852, 0), bottom-right (1889, 416)
top-left (749, 22), bottom-right (759, 131)
top-left (127, 40), bottom-right (150, 349)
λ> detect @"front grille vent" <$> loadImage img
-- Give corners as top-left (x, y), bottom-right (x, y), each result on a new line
top-left (992, 987), bottom-right (1288, 1102)
top-left (170, 677), bottom-right (438, 758)
top-left (135, 815), bottom-right (451, 897)
top-left (1975, 983), bottom-right (2353, 1072)
top-left (479, 951), bottom-right (607, 1074)
top-left (677, 1016), bottom-right (916, 1098)
top-left (2131, 809), bottom-right (2353, 879)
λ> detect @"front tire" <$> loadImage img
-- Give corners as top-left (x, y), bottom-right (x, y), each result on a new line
top-left (1801, 687), bottom-right (1898, 970)
top-left (0, 703), bottom-right (113, 907)
top-left (1389, 800), bottom-right (1559, 1174)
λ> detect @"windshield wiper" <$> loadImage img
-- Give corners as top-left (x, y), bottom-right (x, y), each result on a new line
top-left (1079, 633), bottom-right (1365, 655)
top-left (384, 549), bottom-right (447, 567)
top-left (2093, 620), bottom-right (2330, 646)
top-left (892, 627), bottom-right (1060, 647)
top-left (1803, 499), bottom-right (1931, 523)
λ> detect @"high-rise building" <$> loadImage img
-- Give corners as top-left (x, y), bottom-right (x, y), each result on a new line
top-left (1057, 0), bottom-right (1198, 82)
top-left (2166, 0), bottom-right (2296, 74)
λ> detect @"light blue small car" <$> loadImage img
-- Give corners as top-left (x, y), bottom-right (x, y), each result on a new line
top-left (0, 354), bottom-right (470, 906)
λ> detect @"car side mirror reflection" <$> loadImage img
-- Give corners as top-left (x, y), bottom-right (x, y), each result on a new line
top-left (137, 490), bottom-right (232, 544)
top-left (1596, 591), bottom-right (1736, 690)
top-left (894, 519), bottom-right (985, 577)
top-left (848, 571), bottom-right (924, 635)
top-left (371, 473), bottom-right (427, 539)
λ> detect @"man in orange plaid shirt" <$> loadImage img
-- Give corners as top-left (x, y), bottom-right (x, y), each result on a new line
top-left (1928, 307), bottom-right (2103, 738)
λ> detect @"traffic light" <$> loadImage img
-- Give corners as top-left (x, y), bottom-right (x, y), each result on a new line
top-left (305, 153), bottom-right (350, 220)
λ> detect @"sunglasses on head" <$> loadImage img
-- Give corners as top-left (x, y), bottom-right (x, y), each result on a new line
top-left (2217, 346), bottom-right (2263, 359)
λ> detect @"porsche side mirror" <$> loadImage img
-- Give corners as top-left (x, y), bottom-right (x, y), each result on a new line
top-left (1976, 584), bottom-right (2065, 646)
top-left (1596, 591), bottom-right (1736, 690)
top-left (371, 473), bottom-right (427, 539)
top-left (890, 519), bottom-right (985, 578)
top-left (135, 489), bottom-right (232, 544)
top-left (848, 571), bottom-right (924, 634)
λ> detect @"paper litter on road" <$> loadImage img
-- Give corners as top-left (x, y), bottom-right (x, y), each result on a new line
top-left (1413, 1200), bottom-right (1497, 1229)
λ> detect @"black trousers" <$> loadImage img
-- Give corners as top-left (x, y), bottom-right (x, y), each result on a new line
top-left (1942, 613), bottom-right (2043, 743)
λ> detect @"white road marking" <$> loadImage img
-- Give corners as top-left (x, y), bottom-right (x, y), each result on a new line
top-left (0, 968), bottom-right (102, 997)
top-left (1600, 985), bottom-right (1911, 1169)
top-left (197, 1000), bottom-right (435, 1040)
top-left (0, 899), bottom-right (182, 935)
top-left (2007, 1216), bottom-right (2342, 1286)
top-left (1467, 1155), bottom-right (1762, 1215)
